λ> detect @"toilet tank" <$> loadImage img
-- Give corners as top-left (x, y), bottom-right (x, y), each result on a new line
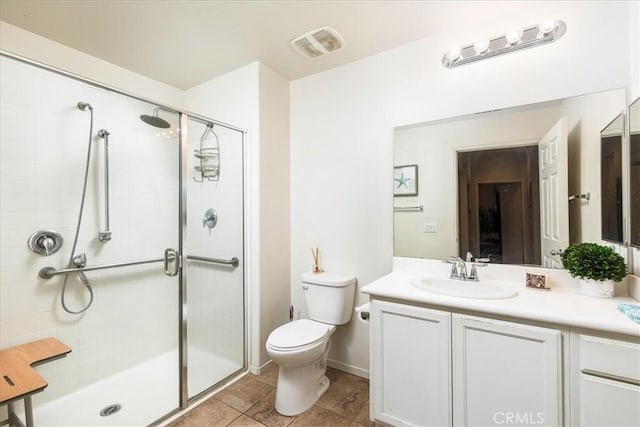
top-left (302, 272), bottom-right (356, 325)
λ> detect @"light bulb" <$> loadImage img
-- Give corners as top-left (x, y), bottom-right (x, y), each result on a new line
top-left (505, 29), bottom-right (523, 45)
top-left (445, 46), bottom-right (461, 62)
top-left (473, 40), bottom-right (490, 54)
top-left (539, 20), bottom-right (556, 35)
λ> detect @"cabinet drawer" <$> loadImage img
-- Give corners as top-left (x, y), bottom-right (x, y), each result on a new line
top-left (579, 335), bottom-right (640, 382)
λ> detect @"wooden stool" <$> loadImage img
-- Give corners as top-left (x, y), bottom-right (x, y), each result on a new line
top-left (0, 338), bottom-right (71, 427)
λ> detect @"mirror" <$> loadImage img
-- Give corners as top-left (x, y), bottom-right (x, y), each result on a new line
top-left (600, 114), bottom-right (625, 243)
top-left (630, 98), bottom-right (640, 247)
top-left (394, 89), bottom-right (627, 268)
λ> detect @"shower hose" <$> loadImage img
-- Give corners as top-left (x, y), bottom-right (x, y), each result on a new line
top-left (61, 104), bottom-right (95, 314)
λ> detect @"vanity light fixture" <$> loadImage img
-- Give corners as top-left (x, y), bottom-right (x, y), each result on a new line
top-left (442, 20), bottom-right (566, 68)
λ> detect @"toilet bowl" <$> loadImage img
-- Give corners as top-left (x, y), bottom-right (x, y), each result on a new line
top-left (266, 272), bottom-right (356, 416)
top-left (266, 319), bottom-right (336, 415)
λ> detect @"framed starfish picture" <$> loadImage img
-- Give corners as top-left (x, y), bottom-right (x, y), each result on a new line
top-left (393, 164), bottom-right (418, 196)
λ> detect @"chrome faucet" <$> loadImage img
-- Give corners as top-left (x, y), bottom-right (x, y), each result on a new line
top-left (443, 257), bottom-right (467, 280)
top-left (443, 256), bottom-right (489, 281)
top-left (454, 258), bottom-right (468, 280)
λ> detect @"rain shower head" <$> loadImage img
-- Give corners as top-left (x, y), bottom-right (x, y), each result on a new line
top-left (140, 108), bottom-right (170, 129)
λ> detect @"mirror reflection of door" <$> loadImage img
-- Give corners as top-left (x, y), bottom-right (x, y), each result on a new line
top-left (458, 146), bottom-right (541, 265)
top-left (539, 118), bottom-right (569, 268)
top-left (600, 114), bottom-right (624, 243)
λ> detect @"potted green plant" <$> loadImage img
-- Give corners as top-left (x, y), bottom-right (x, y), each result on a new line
top-left (560, 243), bottom-right (627, 298)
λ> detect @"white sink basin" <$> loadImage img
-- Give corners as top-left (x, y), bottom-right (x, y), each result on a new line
top-left (411, 277), bottom-right (518, 299)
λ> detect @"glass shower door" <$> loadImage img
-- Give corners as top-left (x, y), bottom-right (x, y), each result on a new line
top-left (184, 117), bottom-right (245, 398)
top-left (0, 55), bottom-right (181, 426)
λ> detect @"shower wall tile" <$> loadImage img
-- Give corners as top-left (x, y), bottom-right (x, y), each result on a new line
top-left (0, 56), bottom-right (180, 406)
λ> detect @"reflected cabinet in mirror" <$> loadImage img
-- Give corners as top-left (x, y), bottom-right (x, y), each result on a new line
top-left (631, 98), bottom-right (640, 247)
top-left (394, 89), bottom-right (627, 268)
top-left (600, 114), bottom-right (624, 243)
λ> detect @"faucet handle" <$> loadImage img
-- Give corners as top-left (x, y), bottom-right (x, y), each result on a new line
top-left (40, 236), bottom-right (55, 255)
top-left (449, 262), bottom-right (459, 279)
top-left (457, 259), bottom-right (467, 280)
top-left (468, 261), bottom-right (489, 281)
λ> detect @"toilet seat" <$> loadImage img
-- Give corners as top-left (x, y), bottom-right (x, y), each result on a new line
top-left (267, 319), bottom-right (332, 351)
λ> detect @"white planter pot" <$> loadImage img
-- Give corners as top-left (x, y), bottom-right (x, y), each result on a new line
top-left (579, 279), bottom-right (614, 298)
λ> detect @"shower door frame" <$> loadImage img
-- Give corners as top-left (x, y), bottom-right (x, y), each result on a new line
top-left (0, 50), bottom-right (248, 419)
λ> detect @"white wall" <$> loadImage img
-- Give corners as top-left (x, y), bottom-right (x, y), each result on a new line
top-left (561, 89), bottom-right (627, 244)
top-left (0, 21), bottom-right (183, 107)
top-left (290, 2), bottom-right (633, 377)
top-left (630, 1), bottom-right (640, 101)
top-left (258, 64), bottom-right (291, 366)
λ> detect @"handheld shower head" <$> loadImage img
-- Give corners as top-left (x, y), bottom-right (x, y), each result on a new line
top-left (77, 101), bottom-right (93, 111)
top-left (140, 108), bottom-right (171, 129)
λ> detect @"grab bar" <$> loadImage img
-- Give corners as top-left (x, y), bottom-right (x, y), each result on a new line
top-left (39, 257), bottom-right (164, 279)
top-left (39, 254), bottom-right (239, 279)
top-left (98, 129), bottom-right (111, 242)
top-left (186, 255), bottom-right (239, 268)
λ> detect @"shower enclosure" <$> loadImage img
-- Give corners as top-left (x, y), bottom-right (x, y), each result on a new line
top-left (0, 52), bottom-right (245, 425)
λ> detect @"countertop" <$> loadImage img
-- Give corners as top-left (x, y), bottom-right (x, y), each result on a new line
top-left (361, 270), bottom-right (640, 337)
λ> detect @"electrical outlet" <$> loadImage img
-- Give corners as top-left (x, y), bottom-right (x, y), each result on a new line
top-left (423, 222), bottom-right (438, 233)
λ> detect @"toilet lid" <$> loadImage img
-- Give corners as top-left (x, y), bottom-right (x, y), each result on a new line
top-left (268, 319), bottom-right (331, 350)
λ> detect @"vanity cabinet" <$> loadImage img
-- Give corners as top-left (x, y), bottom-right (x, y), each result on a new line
top-left (452, 314), bottom-right (562, 426)
top-left (370, 301), bottom-right (562, 426)
top-left (573, 334), bottom-right (640, 426)
top-left (370, 300), bottom-right (452, 426)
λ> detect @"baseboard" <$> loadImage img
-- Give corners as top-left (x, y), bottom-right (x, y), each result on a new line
top-left (249, 359), bottom-right (272, 375)
top-left (328, 359), bottom-right (369, 379)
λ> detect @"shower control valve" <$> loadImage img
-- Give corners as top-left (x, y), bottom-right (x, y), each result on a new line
top-left (28, 230), bottom-right (63, 256)
top-left (203, 208), bottom-right (218, 229)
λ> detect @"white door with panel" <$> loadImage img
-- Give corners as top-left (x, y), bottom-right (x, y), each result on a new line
top-left (370, 300), bottom-right (452, 426)
top-left (452, 314), bottom-right (562, 427)
top-left (538, 118), bottom-right (569, 268)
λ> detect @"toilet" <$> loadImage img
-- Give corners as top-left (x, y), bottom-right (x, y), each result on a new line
top-left (266, 272), bottom-right (356, 416)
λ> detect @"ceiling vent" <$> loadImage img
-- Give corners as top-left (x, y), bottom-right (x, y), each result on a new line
top-left (290, 26), bottom-right (345, 58)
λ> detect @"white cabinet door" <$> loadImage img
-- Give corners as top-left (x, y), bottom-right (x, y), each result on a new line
top-left (579, 373), bottom-right (640, 426)
top-left (452, 314), bottom-right (562, 427)
top-left (576, 333), bottom-right (640, 426)
top-left (370, 300), bottom-right (451, 426)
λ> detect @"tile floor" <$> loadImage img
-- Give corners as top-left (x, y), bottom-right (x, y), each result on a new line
top-left (168, 365), bottom-right (373, 427)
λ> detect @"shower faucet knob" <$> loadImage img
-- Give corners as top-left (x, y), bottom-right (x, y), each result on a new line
top-left (202, 208), bottom-right (218, 229)
top-left (28, 230), bottom-right (64, 256)
top-left (40, 236), bottom-right (55, 255)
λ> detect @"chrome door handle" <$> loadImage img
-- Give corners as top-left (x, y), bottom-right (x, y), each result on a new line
top-left (164, 248), bottom-right (179, 276)
top-left (550, 249), bottom-right (565, 256)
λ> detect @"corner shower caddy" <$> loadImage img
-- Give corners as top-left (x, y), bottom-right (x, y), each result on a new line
top-left (194, 124), bottom-right (220, 182)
